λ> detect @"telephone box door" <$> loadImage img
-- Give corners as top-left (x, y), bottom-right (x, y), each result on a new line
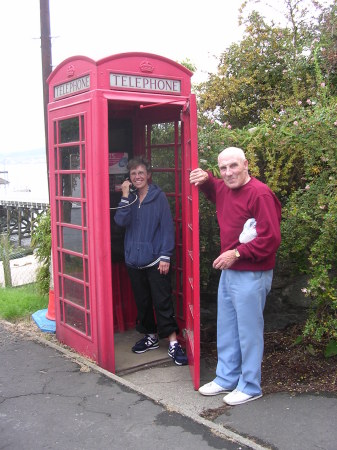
top-left (139, 96), bottom-right (200, 389)
top-left (49, 101), bottom-right (99, 362)
top-left (182, 94), bottom-right (200, 390)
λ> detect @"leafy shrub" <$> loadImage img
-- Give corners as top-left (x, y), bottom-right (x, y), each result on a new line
top-left (197, 99), bottom-right (337, 346)
top-left (31, 210), bottom-right (51, 295)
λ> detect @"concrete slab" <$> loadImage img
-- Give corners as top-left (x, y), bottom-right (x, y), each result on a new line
top-left (114, 329), bottom-right (174, 375)
top-left (0, 253), bottom-right (39, 287)
top-left (214, 392), bottom-right (337, 450)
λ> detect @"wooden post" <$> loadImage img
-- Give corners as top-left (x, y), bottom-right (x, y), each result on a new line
top-left (40, 0), bottom-right (52, 196)
top-left (18, 208), bottom-right (22, 246)
top-left (6, 209), bottom-right (10, 235)
top-left (0, 234), bottom-right (12, 288)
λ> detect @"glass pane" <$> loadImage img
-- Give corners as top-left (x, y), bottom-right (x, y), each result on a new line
top-left (60, 300), bottom-right (64, 321)
top-left (177, 196), bottom-right (182, 218)
top-left (62, 227), bottom-right (83, 253)
top-left (65, 303), bottom-right (86, 333)
top-left (56, 225), bottom-right (60, 247)
top-left (177, 172), bottom-right (181, 192)
top-left (82, 174), bottom-right (86, 198)
top-left (54, 121), bottom-right (57, 145)
top-left (81, 115), bottom-right (85, 140)
top-left (86, 286), bottom-right (90, 310)
top-left (151, 122), bottom-right (175, 144)
top-left (86, 313), bottom-right (91, 337)
top-left (84, 259), bottom-right (89, 282)
top-left (177, 292), bottom-right (183, 318)
top-left (54, 148), bottom-right (58, 170)
top-left (83, 230), bottom-right (88, 255)
top-left (81, 144), bottom-right (85, 169)
top-left (63, 253), bottom-right (84, 280)
top-left (58, 275), bottom-right (62, 294)
top-left (64, 278), bottom-right (84, 307)
top-left (56, 200), bottom-right (60, 222)
top-left (178, 244), bottom-right (183, 268)
top-left (177, 144), bottom-right (182, 168)
top-left (151, 172), bottom-right (175, 193)
top-left (59, 117), bottom-right (79, 143)
top-left (61, 174), bottom-right (81, 197)
top-left (151, 147), bottom-right (175, 168)
top-left (55, 175), bottom-right (58, 196)
top-left (82, 202), bottom-right (87, 227)
top-left (61, 201), bottom-right (82, 225)
top-left (167, 196), bottom-right (177, 218)
top-left (171, 266), bottom-right (176, 288)
top-left (60, 146), bottom-right (80, 170)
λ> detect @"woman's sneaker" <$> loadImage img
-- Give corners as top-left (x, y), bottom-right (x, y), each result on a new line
top-left (168, 343), bottom-right (188, 366)
top-left (132, 335), bottom-right (159, 353)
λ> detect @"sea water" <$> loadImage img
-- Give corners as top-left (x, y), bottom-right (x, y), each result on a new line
top-left (0, 150), bottom-right (49, 204)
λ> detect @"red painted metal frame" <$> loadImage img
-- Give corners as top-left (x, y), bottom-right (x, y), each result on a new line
top-left (48, 100), bottom-right (101, 363)
top-left (181, 95), bottom-right (200, 390)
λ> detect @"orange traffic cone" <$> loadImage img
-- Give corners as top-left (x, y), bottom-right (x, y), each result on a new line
top-left (46, 289), bottom-right (56, 321)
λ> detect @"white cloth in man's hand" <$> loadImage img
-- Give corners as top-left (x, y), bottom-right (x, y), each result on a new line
top-left (239, 218), bottom-right (257, 243)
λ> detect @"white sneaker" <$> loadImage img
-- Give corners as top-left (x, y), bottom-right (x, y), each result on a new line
top-left (198, 381), bottom-right (231, 396)
top-left (223, 389), bottom-right (262, 405)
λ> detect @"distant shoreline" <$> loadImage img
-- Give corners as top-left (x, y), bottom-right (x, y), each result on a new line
top-left (0, 153), bottom-right (49, 204)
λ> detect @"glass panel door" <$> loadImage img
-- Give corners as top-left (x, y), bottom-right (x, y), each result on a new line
top-left (143, 103), bottom-right (200, 389)
top-left (181, 95), bottom-right (200, 390)
top-left (51, 107), bottom-right (96, 357)
top-left (145, 121), bottom-right (184, 331)
top-left (55, 115), bottom-right (90, 335)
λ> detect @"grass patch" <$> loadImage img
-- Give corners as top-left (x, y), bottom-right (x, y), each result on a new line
top-left (0, 283), bottom-right (48, 321)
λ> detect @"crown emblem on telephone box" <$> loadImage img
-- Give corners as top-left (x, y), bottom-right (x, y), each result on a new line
top-left (67, 64), bottom-right (75, 78)
top-left (140, 60), bottom-right (154, 73)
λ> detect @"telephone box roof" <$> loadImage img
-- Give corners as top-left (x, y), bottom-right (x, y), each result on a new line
top-left (47, 52), bottom-right (193, 101)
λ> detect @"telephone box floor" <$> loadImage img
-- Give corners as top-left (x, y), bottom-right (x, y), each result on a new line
top-left (114, 329), bottom-right (172, 376)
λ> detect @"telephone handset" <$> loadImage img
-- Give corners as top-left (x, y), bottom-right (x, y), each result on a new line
top-left (126, 177), bottom-right (137, 194)
top-left (109, 174), bottom-right (138, 210)
top-left (129, 183), bottom-right (137, 194)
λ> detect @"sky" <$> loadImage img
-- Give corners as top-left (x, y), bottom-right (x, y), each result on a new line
top-left (0, 0), bottom-right (327, 201)
top-left (0, 0), bottom-right (329, 159)
top-left (0, 0), bottom-right (245, 157)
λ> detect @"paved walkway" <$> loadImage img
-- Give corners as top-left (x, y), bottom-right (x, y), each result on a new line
top-left (0, 321), bottom-right (248, 450)
top-left (1, 320), bottom-right (337, 450)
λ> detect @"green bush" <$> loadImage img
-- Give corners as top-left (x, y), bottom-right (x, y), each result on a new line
top-left (194, 0), bottom-right (337, 353)
top-left (197, 99), bottom-right (337, 347)
top-left (31, 210), bottom-right (51, 295)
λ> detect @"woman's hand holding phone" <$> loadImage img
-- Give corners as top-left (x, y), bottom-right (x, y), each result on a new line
top-left (121, 179), bottom-right (132, 197)
top-left (121, 178), bottom-right (136, 197)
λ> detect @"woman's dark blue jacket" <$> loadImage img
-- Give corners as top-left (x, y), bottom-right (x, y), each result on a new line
top-left (114, 184), bottom-right (175, 269)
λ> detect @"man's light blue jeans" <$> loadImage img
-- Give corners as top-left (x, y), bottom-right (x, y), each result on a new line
top-left (214, 269), bottom-right (273, 396)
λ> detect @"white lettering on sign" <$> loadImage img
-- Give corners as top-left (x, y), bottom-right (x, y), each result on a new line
top-left (110, 73), bottom-right (181, 94)
top-left (54, 75), bottom-right (90, 99)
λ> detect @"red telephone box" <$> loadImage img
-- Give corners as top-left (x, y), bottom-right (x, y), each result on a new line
top-left (47, 52), bottom-right (200, 388)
